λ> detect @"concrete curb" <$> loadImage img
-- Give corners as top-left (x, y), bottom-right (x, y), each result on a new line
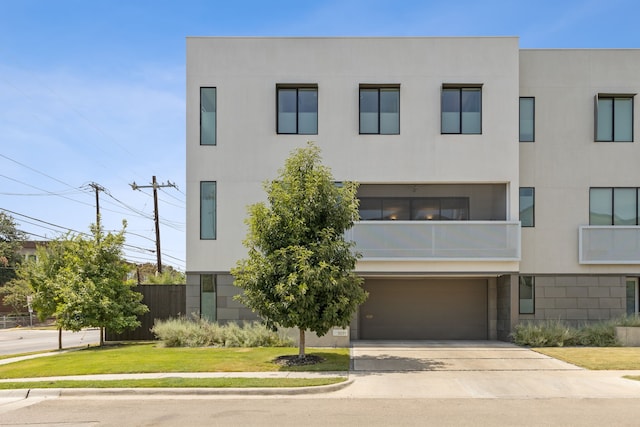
top-left (0, 378), bottom-right (354, 398)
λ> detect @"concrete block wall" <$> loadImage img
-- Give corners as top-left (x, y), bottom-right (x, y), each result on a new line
top-left (496, 275), bottom-right (512, 341)
top-left (216, 274), bottom-right (260, 323)
top-left (519, 275), bottom-right (626, 326)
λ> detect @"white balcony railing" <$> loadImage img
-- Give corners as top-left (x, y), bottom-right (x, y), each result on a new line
top-left (579, 226), bottom-right (640, 264)
top-left (346, 221), bottom-right (521, 261)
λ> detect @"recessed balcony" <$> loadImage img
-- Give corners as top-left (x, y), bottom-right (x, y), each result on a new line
top-left (346, 220), bottom-right (521, 261)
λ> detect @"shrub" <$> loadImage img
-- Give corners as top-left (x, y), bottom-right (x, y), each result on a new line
top-left (512, 319), bottom-right (620, 347)
top-left (614, 314), bottom-right (640, 327)
top-left (151, 317), bottom-right (293, 348)
top-left (512, 319), bottom-right (577, 347)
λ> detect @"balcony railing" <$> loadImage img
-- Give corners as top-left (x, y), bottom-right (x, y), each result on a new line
top-left (579, 226), bottom-right (640, 264)
top-left (346, 221), bottom-right (521, 261)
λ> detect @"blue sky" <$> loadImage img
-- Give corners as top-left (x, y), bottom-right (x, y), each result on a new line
top-left (1, 0), bottom-right (639, 271)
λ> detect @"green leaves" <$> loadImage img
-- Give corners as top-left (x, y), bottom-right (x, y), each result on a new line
top-left (232, 142), bottom-right (368, 355)
top-left (16, 222), bottom-right (148, 339)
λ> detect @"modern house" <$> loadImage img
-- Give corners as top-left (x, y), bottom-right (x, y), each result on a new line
top-left (186, 37), bottom-right (640, 343)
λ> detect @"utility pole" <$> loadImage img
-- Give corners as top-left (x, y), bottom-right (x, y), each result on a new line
top-left (88, 182), bottom-right (105, 228)
top-left (129, 176), bottom-right (177, 273)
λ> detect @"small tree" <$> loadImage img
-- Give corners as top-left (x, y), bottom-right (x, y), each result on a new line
top-left (232, 142), bottom-right (367, 358)
top-left (18, 222), bottom-right (148, 349)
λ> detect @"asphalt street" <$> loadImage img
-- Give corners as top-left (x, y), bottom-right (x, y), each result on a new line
top-left (0, 327), bottom-right (100, 355)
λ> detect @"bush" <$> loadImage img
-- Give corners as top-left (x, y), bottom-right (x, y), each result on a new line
top-left (614, 314), bottom-right (640, 327)
top-left (512, 319), bottom-right (620, 347)
top-left (512, 319), bottom-right (577, 347)
top-left (151, 316), bottom-right (294, 348)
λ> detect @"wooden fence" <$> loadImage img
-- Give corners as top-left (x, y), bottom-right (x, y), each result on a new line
top-left (105, 284), bottom-right (186, 341)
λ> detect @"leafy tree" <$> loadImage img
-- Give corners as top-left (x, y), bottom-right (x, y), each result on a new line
top-left (0, 276), bottom-right (31, 314)
top-left (232, 142), bottom-right (367, 358)
top-left (18, 222), bottom-right (148, 348)
top-left (0, 212), bottom-right (26, 285)
top-left (133, 263), bottom-right (185, 284)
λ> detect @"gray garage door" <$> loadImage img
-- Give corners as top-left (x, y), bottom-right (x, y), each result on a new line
top-left (359, 278), bottom-right (487, 340)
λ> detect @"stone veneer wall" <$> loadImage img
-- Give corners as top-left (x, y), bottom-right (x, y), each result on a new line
top-left (215, 273), bottom-right (260, 323)
top-left (496, 274), bottom-right (512, 341)
top-left (518, 275), bottom-right (627, 327)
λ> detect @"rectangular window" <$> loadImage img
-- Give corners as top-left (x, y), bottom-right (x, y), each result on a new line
top-left (626, 278), bottom-right (638, 315)
top-left (519, 187), bottom-right (535, 227)
top-left (200, 274), bottom-right (217, 322)
top-left (277, 86), bottom-right (317, 134)
top-left (519, 97), bottom-right (535, 142)
top-left (359, 197), bottom-right (469, 221)
top-left (596, 95), bottom-right (634, 142)
top-left (200, 181), bottom-right (216, 239)
top-left (519, 276), bottom-right (535, 314)
top-left (442, 86), bottom-right (482, 134)
top-left (359, 86), bottom-right (400, 134)
top-left (589, 187), bottom-right (640, 225)
top-left (200, 88), bottom-right (216, 145)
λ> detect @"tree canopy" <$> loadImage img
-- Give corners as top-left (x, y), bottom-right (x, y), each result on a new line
top-left (16, 222), bottom-right (148, 348)
top-left (232, 142), bottom-right (367, 358)
top-left (0, 212), bottom-right (26, 285)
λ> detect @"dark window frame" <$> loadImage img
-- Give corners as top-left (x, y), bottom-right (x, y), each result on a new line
top-left (200, 87), bottom-right (217, 146)
top-left (519, 187), bottom-right (535, 227)
top-left (519, 97), bottom-right (535, 142)
top-left (589, 187), bottom-right (640, 226)
top-left (276, 84), bottom-right (318, 135)
top-left (595, 94), bottom-right (635, 142)
top-left (519, 275), bottom-right (535, 314)
top-left (359, 85), bottom-right (400, 135)
top-left (200, 181), bottom-right (216, 240)
top-left (358, 196), bottom-right (470, 221)
top-left (441, 84), bottom-right (483, 135)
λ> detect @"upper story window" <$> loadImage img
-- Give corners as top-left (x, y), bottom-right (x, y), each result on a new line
top-left (519, 187), bottom-right (535, 227)
top-left (277, 85), bottom-right (318, 134)
top-left (359, 85), bottom-right (400, 134)
top-left (359, 197), bottom-right (469, 221)
top-left (595, 94), bottom-right (634, 142)
top-left (200, 88), bottom-right (216, 145)
top-left (590, 187), bottom-right (640, 225)
top-left (441, 85), bottom-right (482, 134)
top-left (200, 181), bottom-right (216, 239)
top-left (519, 97), bottom-right (535, 142)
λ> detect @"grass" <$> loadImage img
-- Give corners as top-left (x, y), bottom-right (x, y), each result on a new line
top-left (534, 347), bottom-right (640, 370)
top-left (0, 377), bottom-right (346, 389)
top-left (0, 343), bottom-right (350, 380)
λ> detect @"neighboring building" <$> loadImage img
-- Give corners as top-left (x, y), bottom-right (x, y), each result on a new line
top-left (186, 37), bottom-right (640, 342)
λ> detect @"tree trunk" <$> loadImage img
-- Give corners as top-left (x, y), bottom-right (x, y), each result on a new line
top-left (100, 326), bottom-right (104, 347)
top-left (58, 327), bottom-right (62, 350)
top-left (298, 328), bottom-right (306, 359)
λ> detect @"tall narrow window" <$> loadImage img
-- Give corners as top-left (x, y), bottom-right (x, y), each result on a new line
top-left (359, 86), bottom-right (399, 134)
top-left (596, 95), bottom-right (634, 142)
top-left (442, 86), bottom-right (482, 134)
top-left (626, 278), bottom-right (638, 315)
top-left (200, 274), bottom-right (217, 322)
top-left (200, 88), bottom-right (216, 145)
top-left (200, 181), bottom-right (216, 239)
top-left (519, 97), bottom-right (535, 142)
top-left (519, 187), bottom-right (535, 227)
top-left (590, 188), bottom-right (613, 225)
top-left (519, 276), bottom-right (535, 314)
top-left (277, 86), bottom-right (317, 134)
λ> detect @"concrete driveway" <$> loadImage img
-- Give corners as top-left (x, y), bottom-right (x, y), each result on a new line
top-left (337, 340), bottom-right (640, 399)
top-left (351, 340), bottom-right (580, 371)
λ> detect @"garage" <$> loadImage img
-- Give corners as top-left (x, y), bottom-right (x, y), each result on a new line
top-left (358, 278), bottom-right (488, 340)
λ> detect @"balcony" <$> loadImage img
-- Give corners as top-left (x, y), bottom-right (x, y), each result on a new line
top-left (579, 226), bottom-right (640, 264)
top-left (346, 221), bottom-right (521, 261)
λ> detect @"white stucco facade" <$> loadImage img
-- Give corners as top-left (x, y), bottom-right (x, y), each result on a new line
top-left (186, 37), bottom-right (640, 342)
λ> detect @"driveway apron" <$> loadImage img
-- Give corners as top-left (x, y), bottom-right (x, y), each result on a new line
top-left (351, 340), bottom-right (580, 371)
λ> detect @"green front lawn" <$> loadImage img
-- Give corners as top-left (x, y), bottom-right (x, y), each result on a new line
top-left (0, 343), bottom-right (349, 379)
top-left (534, 347), bottom-right (640, 370)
